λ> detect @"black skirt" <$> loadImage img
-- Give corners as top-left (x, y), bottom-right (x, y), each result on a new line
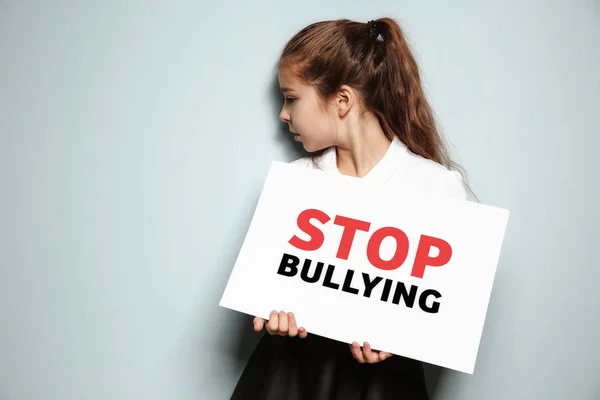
top-left (231, 332), bottom-right (430, 400)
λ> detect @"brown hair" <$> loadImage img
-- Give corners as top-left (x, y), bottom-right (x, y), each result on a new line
top-left (278, 17), bottom-right (474, 199)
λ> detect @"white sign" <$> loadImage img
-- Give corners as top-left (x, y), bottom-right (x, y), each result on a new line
top-left (220, 161), bottom-right (509, 374)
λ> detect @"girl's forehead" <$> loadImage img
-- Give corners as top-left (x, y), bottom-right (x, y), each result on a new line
top-left (278, 67), bottom-right (302, 88)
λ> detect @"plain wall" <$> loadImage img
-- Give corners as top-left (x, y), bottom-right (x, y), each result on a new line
top-left (1, 1), bottom-right (599, 399)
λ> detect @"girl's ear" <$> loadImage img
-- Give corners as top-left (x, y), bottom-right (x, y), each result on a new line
top-left (336, 85), bottom-right (355, 117)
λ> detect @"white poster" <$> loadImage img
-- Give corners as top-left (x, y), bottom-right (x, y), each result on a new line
top-left (220, 161), bottom-right (510, 374)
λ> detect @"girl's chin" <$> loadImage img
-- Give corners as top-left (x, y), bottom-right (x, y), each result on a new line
top-left (302, 143), bottom-right (325, 154)
top-left (293, 136), bottom-right (325, 153)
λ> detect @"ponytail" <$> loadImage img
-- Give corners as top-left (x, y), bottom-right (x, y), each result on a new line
top-left (368, 18), bottom-right (454, 169)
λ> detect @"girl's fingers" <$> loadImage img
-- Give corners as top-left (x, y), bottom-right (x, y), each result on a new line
top-left (260, 310), bottom-right (306, 338)
top-left (266, 310), bottom-right (278, 335)
top-left (350, 342), bottom-right (365, 363)
top-left (253, 317), bottom-right (264, 332)
top-left (363, 342), bottom-right (379, 363)
top-left (349, 341), bottom-right (393, 363)
top-left (298, 326), bottom-right (308, 339)
top-left (287, 312), bottom-right (298, 337)
top-left (278, 311), bottom-right (289, 336)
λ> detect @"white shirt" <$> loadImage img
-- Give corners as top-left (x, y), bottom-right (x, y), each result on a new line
top-left (290, 136), bottom-right (468, 200)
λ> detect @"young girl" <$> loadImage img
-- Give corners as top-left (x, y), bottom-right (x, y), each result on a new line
top-left (231, 17), bottom-right (470, 400)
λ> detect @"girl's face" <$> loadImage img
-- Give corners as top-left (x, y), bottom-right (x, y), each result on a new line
top-left (278, 66), bottom-right (338, 153)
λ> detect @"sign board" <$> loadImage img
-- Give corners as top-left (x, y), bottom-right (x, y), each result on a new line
top-left (220, 161), bottom-right (509, 374)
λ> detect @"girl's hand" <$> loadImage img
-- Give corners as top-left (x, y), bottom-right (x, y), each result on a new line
top-left (350, 341), bottom-right (393, 363)
top-left (253, 310), bottom-right (308, 339)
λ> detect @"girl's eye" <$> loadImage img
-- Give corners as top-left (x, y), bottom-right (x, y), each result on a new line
top-left (285, 97), bottom-right (296, 104)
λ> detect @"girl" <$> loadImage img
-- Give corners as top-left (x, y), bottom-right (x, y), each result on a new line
top-left (231, 17), bottom-right (471, 400)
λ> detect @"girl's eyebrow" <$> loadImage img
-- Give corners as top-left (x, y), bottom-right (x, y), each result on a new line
top-left (280, 87), bottom-right (295, 93)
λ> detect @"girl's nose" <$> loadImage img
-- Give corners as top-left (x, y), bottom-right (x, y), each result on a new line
top-left (279, 107), bottom-right (290, 123)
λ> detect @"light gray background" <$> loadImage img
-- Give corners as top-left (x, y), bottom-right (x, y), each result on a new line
top-left (1, 1), bottom-right (599, 399)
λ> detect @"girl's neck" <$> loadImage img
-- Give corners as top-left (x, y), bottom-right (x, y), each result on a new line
top-left (334, 118), bottom-right (391, 178)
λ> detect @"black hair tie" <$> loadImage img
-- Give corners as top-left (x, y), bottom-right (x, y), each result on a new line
top-left (367, 20), bottom-right (384, 43)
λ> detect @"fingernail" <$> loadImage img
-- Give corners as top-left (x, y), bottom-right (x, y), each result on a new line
top-left (380, 354), bottom-right (386, 360)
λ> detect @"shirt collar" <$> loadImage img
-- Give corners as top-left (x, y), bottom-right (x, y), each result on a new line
top-left (319, 136), bottom-right (407, 181)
